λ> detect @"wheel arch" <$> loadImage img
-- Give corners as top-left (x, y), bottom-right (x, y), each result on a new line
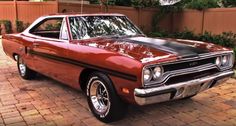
top-left (12, 53), bottom-right (19, 61)
top-left (79, 68), bottom-right (97, 92)
top-left (79, 68), bottom-right (115, 93)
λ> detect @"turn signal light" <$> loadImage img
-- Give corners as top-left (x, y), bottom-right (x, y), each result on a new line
top-left (122, 88), bottom-right (130, 94)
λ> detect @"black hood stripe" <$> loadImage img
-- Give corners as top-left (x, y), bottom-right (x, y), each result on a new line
top-left (124, 37), bottom-right (209, 58)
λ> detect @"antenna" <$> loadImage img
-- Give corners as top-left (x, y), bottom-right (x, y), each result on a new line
top-left (81, 0), bottom-right (84, 14)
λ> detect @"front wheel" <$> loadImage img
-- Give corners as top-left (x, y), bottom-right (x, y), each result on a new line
top-left (17, 55), bottom-right (36, 80)
top-left (86, 72), bottom-right (127, 123)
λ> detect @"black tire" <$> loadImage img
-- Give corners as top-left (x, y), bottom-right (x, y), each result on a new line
top-left (17, 55), bottom-right (36, 80)
top-left (86, 72), bottom-right (127, 123)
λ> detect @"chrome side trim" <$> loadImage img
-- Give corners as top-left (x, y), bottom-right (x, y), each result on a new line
top-left (135, 70), bottom-right (234, 105)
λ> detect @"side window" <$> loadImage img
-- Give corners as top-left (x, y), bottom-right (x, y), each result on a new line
top-left (69, 17), bottom-right (89, 40)
top-left (60, 19), bottom-right (69, 40)
top-left (30, 18), bottom-right (63, 39)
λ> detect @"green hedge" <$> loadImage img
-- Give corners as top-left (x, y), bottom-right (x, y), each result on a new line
top-left (0, 20), bottom-right (12, 34)
top-left (0, 20), bottom-right (30, 34)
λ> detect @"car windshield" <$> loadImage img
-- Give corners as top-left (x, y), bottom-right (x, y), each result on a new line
top-left (69, 16), bottom-right (142, 40)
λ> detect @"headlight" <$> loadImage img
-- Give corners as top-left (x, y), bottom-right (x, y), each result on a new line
top-left (222, 55), bottom-right (228, 66)
top-left (215, 57), bottom-right (221, 66)
top-left (143, 68), bottom-right (152, 83)
top-left (153, 66), bottom-right (163, 80)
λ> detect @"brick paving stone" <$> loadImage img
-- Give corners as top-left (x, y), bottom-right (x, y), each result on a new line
top-left (162, 117), bottom-right (186, 126)
top-left (38, 109), bottom-right (52, 116)
top-left (33, 121), bottom-right (56, 126)
top-left (43, 114), bottom-right (63, 121)
top-left (49, 106), bottom-right (68, 114)
top-left (7, 122), bottom-right (27, 126)
top-left (1, 111), bottom-right (21, 119)
top-left (210, 102), bottom-right (232, 111)
top-left (0, 106), bottom-right (18, 114)
top-left (21, 109), bottom-right (39, 117)
top-left (130, 119), bottom-right (152, 126)
top-left (173, 112), bottom-right (198, 123)
top-left (0, 118), bottom-right (3, 124)
top-left (1, 39), bottom-right (236, 125)
top-left (82, 117), bottom-right (106, 126)
top-left (198, 116), bottom-right (218, 125)
top-left (3, 116), bottom-right (24, 125)
top-left (226, 109), bottom-right (236, 116)
top-left (72, 120), bottom-right (87, 126)
top-left (209, 112), bottom-right (231, 121)
top-left (23, 115), bottom-right (45, 125)
top-left (190, 120), bottom-right (211, 126)
top-left (224, 100), bottom-right (236, 108)
top-left (53, 118), bottom-right (76, 126)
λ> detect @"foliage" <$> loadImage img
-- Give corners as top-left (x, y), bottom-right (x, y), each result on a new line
top-left (184, 0), bottom-right (220, 10)
top-left (115, 0), bottom-right (132, 6)
top-left (222, 0), bottom-right (236, 7)
top-left (16, 20), bottom-right (25, 33)
top-left (0, 20), bottom-right (12, 34)
top-left (89, 0), bottom-right (160, 7)
top-left (24, 23), bottom-right (31, 30)
top-left (131, 0), bottom-right (160, 8)
top-left (89, 0), bottom-right (100, 4)
top-left (45, 21), bottom-right (61, 31)
top-left (89, 0), bottom-right (117, 5)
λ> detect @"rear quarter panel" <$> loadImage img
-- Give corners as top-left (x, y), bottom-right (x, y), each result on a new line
top-left (2, 34), bottom-right (24, 60)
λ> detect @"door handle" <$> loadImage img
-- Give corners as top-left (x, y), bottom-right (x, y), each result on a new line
top-left (33, 43), bottom-right (40, 47)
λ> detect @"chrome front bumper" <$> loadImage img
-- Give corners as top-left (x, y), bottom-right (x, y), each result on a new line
top-left (134, 70), bottom-right (234, 105)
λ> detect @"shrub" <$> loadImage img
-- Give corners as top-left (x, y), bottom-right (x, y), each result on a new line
top-left (185, 0), bottom-right (220, 10)
top-left (131, 0), bottom-right (160, 7)
top-left (115, 0), bottom-right (132, 6)
top-left (89, 0), bottom-right (100, 4)
top-left (89, 0), bottom-right (116, 5)
top-left (222, 0), bottom-right (236, 7)
top-left (0, 20), bottom-right (12, 34)
top-left (16, 20), bottom-right (24, 33)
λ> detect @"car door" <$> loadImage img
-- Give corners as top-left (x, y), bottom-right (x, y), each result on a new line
top-left (29, 17), bottom-right (73, 85)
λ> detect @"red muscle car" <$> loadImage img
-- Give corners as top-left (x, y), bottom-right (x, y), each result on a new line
top-left (2, 13), bottom-right (235, 122)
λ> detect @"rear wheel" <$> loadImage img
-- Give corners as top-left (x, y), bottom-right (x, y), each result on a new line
top-left (86, 72), bottom-right (127, 123)
top-left (17, 55), bottom-right (36, 80)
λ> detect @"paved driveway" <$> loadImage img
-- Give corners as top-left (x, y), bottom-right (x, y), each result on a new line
top-left (0, 39), bottom-right (236, 126)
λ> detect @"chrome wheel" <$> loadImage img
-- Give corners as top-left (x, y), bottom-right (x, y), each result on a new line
top-left (18, 59), bottom-right (26, 76)
top-left (89, 79), bottom-right (111, 117)
top-left (17, 55), bottom-right (36, 80)
top-left (87, 73), bottom-right (127, 122)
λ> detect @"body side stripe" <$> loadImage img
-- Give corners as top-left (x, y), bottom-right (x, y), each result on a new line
top-left (29, 50), bottom-right (138, 81)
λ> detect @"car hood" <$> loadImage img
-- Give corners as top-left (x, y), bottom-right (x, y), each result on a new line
top-left (76, 36), bottom-right (229, 64)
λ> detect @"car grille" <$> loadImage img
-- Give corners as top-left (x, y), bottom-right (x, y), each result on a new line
top-left (164, 68), bottom-right (219, 85)
top-left (144, 57), bottom-right (220, 88)
top-left (163, 57), bottom-right (216, 72)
